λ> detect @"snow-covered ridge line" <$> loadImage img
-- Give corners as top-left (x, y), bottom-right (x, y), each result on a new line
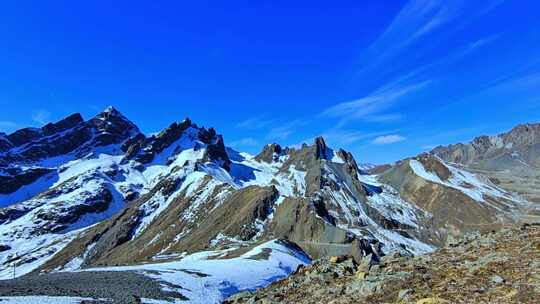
top-left (409, 159), bottom-right (522, 204)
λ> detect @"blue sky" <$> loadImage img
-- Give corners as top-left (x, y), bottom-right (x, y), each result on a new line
top-left (1, 0), bottom-right (539, 164)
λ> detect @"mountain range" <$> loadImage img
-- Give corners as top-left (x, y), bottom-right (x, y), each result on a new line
top-left (0, 107), bottom-right (538, 303)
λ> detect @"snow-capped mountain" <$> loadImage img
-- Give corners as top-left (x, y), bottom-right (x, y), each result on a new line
top-left (0, 108), bottom-right (533, 303)
top-left (431, 123), bottom-right (540, 204)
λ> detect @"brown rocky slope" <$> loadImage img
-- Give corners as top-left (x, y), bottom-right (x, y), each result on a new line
top-left (226, 224), bottom-right (540, 304)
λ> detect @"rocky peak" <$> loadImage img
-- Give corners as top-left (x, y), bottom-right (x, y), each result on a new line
top-left (42, 113), bottom-right (84, 136)
top-left (91, 107), bottom-right (138, 131)
top-left (123, 120), bottom-right (193, 164)
top-left (335, 148), bottom-right (361, 176)
top-left (1, 109), bottom-right (141, 165)
top-left (202, 133), bottom-right (231, 171)
top-left (470, 135), bottom-right (493, 154)
top-left (152, 119), bottom-right (194, 146)
top-left (314, 136), bottom-right (330, 160)
top-left (88, 107), bottom-right (141, 147)
top-left (503, 122), bottom-right (540, 147)
top-left (255, 143), bottom-right (286, 163)
top-left (103, 105), bottom-right (119, 114)
top-left (122, 118), bottom-right (231, 170)
top-left (432, 121), bottom-right (540, 166)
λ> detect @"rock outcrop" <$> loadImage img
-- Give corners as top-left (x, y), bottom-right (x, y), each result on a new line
top-left (226, 224), bottom-right (540, 304)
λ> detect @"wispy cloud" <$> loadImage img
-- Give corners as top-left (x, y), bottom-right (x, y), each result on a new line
top-left (236, 116), bottom-right (275, 129)
top-left (350, 0), bottom-right (504, 93)
top-left (360, 0), bottom-right (465, 68)
top-left (448, 71), bottom-right (540, 106)
top-left (372, 134), bottom-right (406, 145)
top-left (320, 129), bottom-right (392, 146)
top-left (321, 80), bottom-right (431, 125)
top-left (31, 110), bottom-right (51, 125)
top-left (229, 137), bottom-right (259, 147)
top-left (266, 120), bottom-right (305, 141)
top-left (461, 34), bottom-right (500, 56)
top-left (478, 0), bottom-right (506, 16)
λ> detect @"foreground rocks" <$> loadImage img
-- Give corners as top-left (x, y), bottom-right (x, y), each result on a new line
top-left (226, 224), bottom-right (540, 304)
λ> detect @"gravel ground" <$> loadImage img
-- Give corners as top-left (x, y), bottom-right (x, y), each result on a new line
top-left (0, 271), bottom-right (187, 303)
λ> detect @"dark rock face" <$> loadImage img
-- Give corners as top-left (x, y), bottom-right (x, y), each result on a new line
top-left (87, 107), bottom-right (140, 147)
top-left (0, 167), bottom-right (53, 194)
top-left (0, 133), bottom-right (13, 152)
top-left (84, 208), bottom-right (143, 266)
top-left (0, 207), bottom-right (28, 224)
top-left (121, 133), bottom-right (146, 153)
top-left (123, 120), bottom-right (194, 164)
top-left (34, 188), bottom-right (113, 233)
top-left (336, 149), bottom-right (361, 177)
top-left (350, 238), bottom-right (382, 265)
top-left (203, 134), bottom-right (231, 171)
top-left (314, 136), bottom-right (329, 160)
top-left (7, 128), bottom-right (43, 147)
top-left (122, 119), bottom-right (231, 170)
top-left (16, 127), bottom-right (93, 161)
top-left (42, 113), bottom-right (84, 136)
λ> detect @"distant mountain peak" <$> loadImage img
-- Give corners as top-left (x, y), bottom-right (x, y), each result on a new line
top-left (103, 105), bottom-right (118, 114)
top-left (42, 113), bottom-right (84, 136)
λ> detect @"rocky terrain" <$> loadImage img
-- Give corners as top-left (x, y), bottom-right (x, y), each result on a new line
top-left (226, 224), bottom-right (540, 304)
top-left (0, 108), bottom-right (538, 303)
top-left (432, 123), bottom-right (540, 205)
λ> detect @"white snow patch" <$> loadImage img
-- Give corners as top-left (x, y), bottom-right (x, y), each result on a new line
top-left (81, 240), bottom-right (310, 304)
top-left (409, 159), bottom-right (521, 205)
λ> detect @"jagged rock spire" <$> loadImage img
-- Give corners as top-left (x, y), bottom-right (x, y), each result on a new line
top-left (314, 136), bottom-right (329, 160)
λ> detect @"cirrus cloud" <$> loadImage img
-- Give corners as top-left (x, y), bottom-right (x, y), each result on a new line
top-left (372, 134), bottom-right (406, 145)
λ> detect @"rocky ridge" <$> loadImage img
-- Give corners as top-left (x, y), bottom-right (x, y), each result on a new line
top-left (431, 123), bottom-right (540, 204)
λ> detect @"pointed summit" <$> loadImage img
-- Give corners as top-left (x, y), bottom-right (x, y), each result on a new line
top-left (95, 106), bottom-right (126, 121)
top-left (89, 106), bottom-right (141, 147)
top-left (104, 105), bottom-right (117, 113)
top-left (314, 136), bottom-right (329, 160)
